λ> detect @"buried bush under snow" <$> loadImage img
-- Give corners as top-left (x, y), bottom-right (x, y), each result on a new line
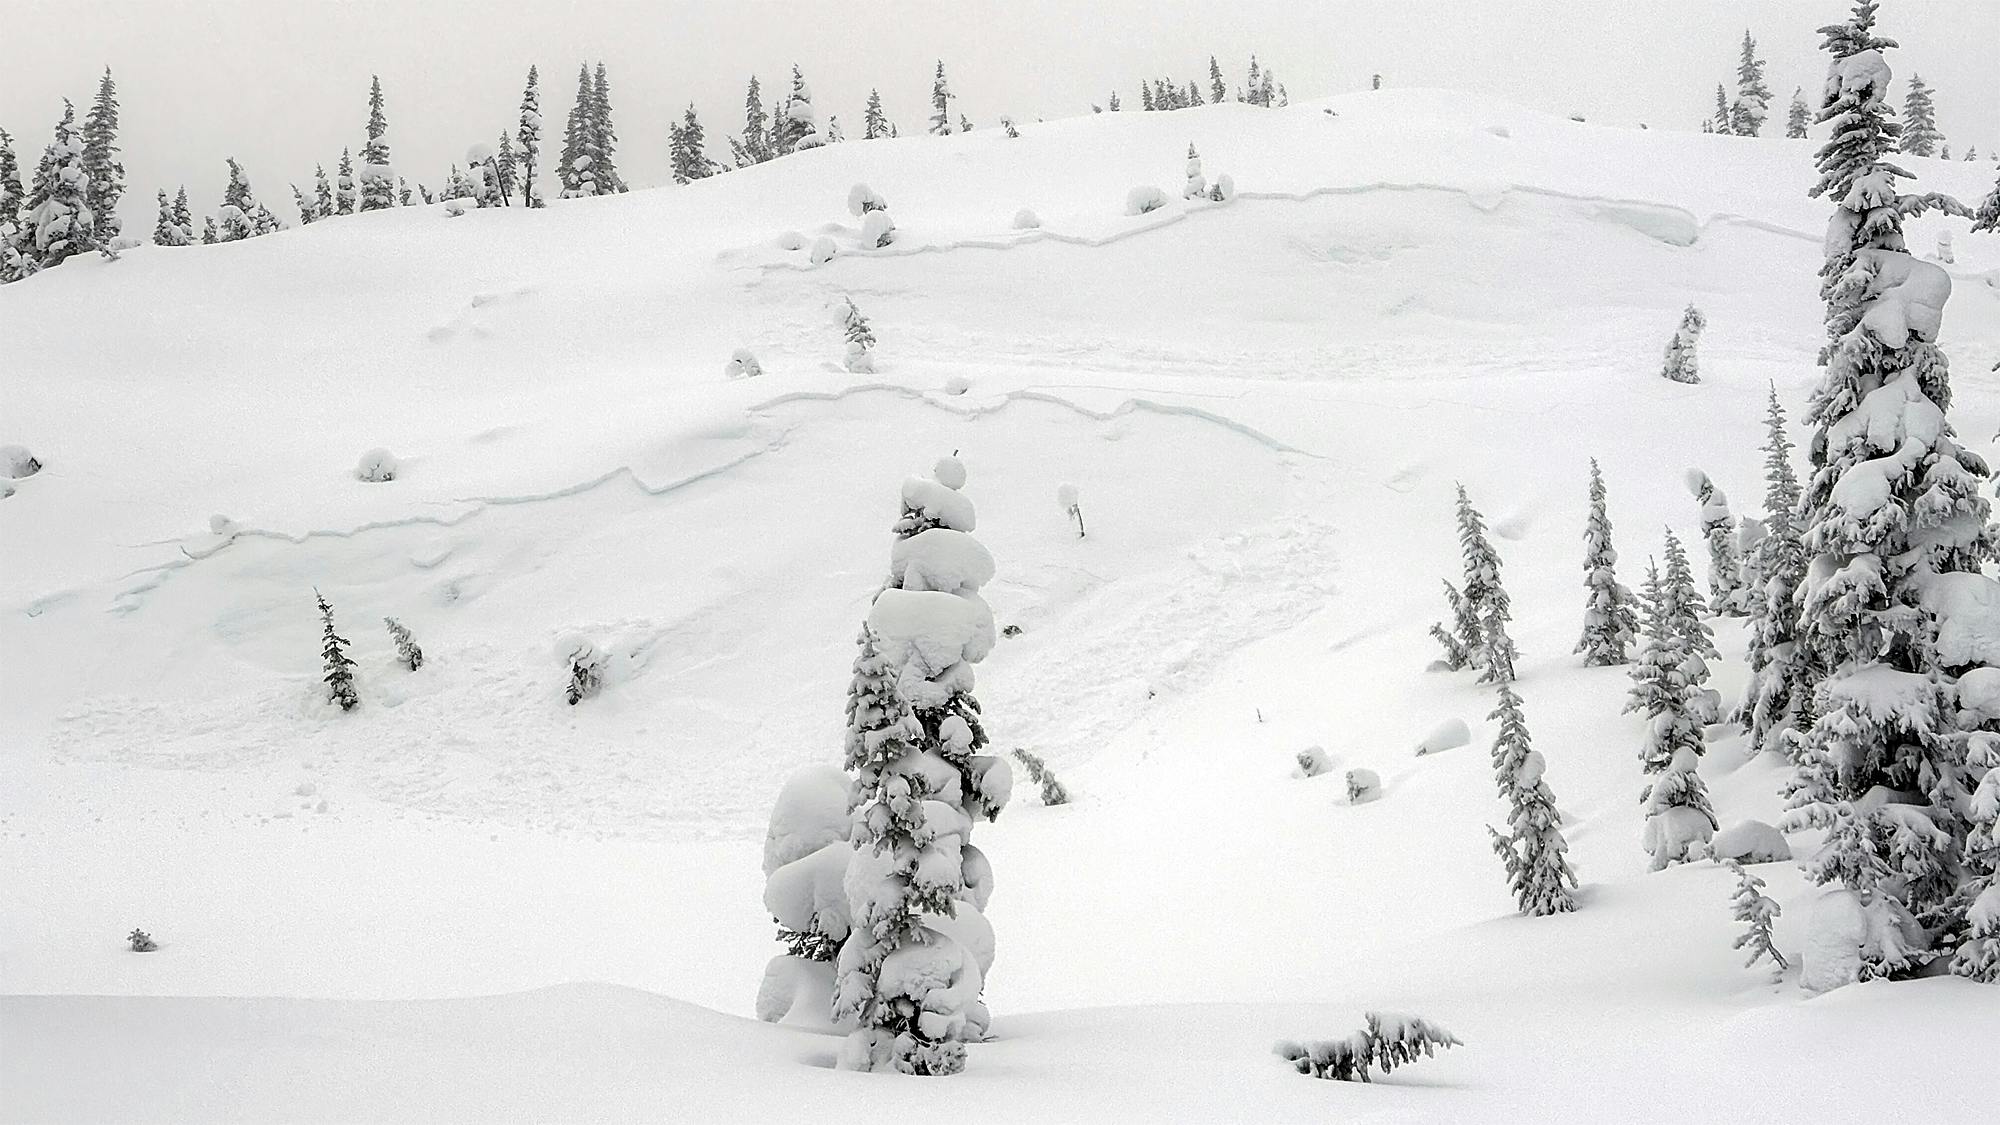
top-left (1125, 185), bottom-right (1168, 215)
top-left (354, 448), bottom-right (399, 483)
top-left (1276, 1012), bottom-right (1462, 1082)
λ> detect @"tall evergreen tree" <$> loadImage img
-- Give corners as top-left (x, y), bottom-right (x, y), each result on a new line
top-left (217, 158), bottom-right (259, 242)
top-left (728, 75), bottom-right (773, 167)
top-left (1486, 684), bottom-right (1578, 916)
top-left (22, 100), bottom-right (95, 269)
top-left (863, 89), bottom-right (890, 139)
top-left (1209, 55), bottom-right (1227, 103)
top-left (1107, 91), bottom-right (1121, 112)
top-left (1783, 0), bottom-right (1993, 983)
top-left (1730, 31), bottom-right (1773, 137)
top-left (317, 592), bottom-right (358, 711)
top-left (495, 132), bottom-right (517, 203)
top-left (312, 164), bottom-right (334, 218)
top-left (516, 64), bottom-right (544, 208)
top-left (334, 148), bottom-right (357, 215)
top-left (1246, 56), bottom-right (1263, 106)
top-left (833, 458), bottom-right (1011, 1074)
top-left (1787, 88), bottom-right (1812, 138)
top-left (1898, 73), bottom-right (1942, 156)
top-left (771, 65), bottom-right (814, 155)
top-left (558, 64), bottom-right (594, 196)
top-left (1712, 84), bottom-right (1733, 134)
top-left (1739, 387), bottom-right (1811, 754)
top-left (1971, 168), bottom-right (2000, 233)
top-left (669, 104), bottom-right (716, 184)
top-left (170, 186), bottom-right (193, 243)
top-left (1433, 486), bottom-right (1517, 683)
top-left (80, 69), bottom-right (124, 245)
top-left (590, 62), bottom-right (627, 192)
top-left (1140, 82), bottom-right (1155, 112)
top-left (151, 189), bottom-right (185, 245)
top-left (1576, 459), bottom-right (1640, 666)
top-left (930, 61), bottom-right (954, 136)
top-left (200, 216), bottom-right (217, 245)
top-left (1626, 557), bottom-right (1718, 869)
top-left (0, 128), bottom-right (26, 281)
top-left (359, 76), bottom-right (394, 211)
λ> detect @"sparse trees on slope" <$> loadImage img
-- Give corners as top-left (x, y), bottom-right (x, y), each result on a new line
top-left (1784, 1), bottom-right (1994, 984)
top-left (1486, 683), bottom-right (1578, 916)
top-left (517, 65), bottom-right (544, 208)
top-left (80, 69), bottom-right (124, 245)
top-left (1731, 31), bottom-right (1773, 137)
top-left (1740, 387), bottom-right (1811, 755)
top-left (669, 105), bottom-right (716, 184)
top-left (1687, 469), bottom-right (1747, 614)
top-left (834, 457), bottom-right (1012, 1074)
top-left (360, 76), bottom-right (394, 211)
top-left (317, 592), bottom-right (357, 711)
top-left (1661, 304), bottom-right (1705, 383)
top-left (1788, 88), bottom-right (1812, 138)
top-left (930, 61), bottom-right (954, 136)
top-left (1898, 73), bottom-right (1942, 157)
top-left (1577, 459), bottom-right (1640, 666)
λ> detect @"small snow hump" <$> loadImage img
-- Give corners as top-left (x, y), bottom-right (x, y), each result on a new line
top-left (859, 209), bottom-right (895, 249)
top-left (1125, 184), bottom-right (1168, 216)
top-left (2, 444), bottom-right (42, 479)
top-left (810, 236), bottom-right (838, 265)
top-left (933, 456), bottom-right (968, 490)
top-left (1345, 768), bottom-right (1382, 803)
top-left (847, 183), bottom-right (888, 217)
top-left (354, 448), bottom-right (399, 483)
top-left (1011, 208), bottom-right (1040, 230)
top-left (724, 349), bottom-right (763, 379)
top-left (1415, 717), bottom-right (1471, 756)
top-left (776, 230), bottom-right (805, 250)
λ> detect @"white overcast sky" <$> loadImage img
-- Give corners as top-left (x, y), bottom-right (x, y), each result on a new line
top-left (4, 0), bottom-right (1996, 224)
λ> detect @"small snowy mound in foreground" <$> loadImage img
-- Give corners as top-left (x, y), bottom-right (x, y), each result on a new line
top-left (354, 448), bottom-right (399, 483)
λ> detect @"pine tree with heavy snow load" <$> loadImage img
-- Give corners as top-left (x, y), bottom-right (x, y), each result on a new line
top-left (590, 64), bottom-right (627, 192)
top-left (1951, 737), bottom-right (1999, 980)
top-left (1686, 469), bottom-right (1747, 615)
top-left (1486, 683), bottom-right (1578, 916)
top-left (1739, 386), bottom-right (1811, 755)
top-left (152, 189), bottom-right (188, 246)
top-left (359, 76), bottom-right (394, 211)
top-left (1898, 73), bottom-right (1941, 157)
top-left (1788, 88), bottom-right (1812, 138)
top-left (669, 105), bottom-right (716, 184)
top-left (930, 61), bottom-right (954, 136)
top-left (1784, 1), bottom-right (1995, 985)
top-left (334, 149), bottom-right (357, 215)
top-left (834, 457), bottom-right (1012, 1075)
top-left (1276, 1013), bottom-right (1462, 1082)
top-left (1576, 459), bottom-right (1640, 666)
top-left (216, 159), bottom-right (260, 242)
top-left (516, 65), bottom-right (544, 208)
top-left (80, 69), bottom-right (124, 246)
top-left (1731, 31), bottom-right (1773, 137)
top-left (317, 592), bottom-right (357, 711)
top-left (1724, 859), bottom-right (1790, 972)
top-left (1432, 485), bottom-right (1515, 680)
top-left (0, 130), bottom-right (26, 283)
top-left (22, 100), bottom-right (96, 269)
top-left (1625, 553), bottom-right (1718, 869)
top-left (1661, 304), bottom-right (1705, 383)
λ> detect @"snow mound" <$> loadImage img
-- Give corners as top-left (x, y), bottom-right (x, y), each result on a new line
top-left (354, 448), bottom-right (399, 483)
top-left (809, 237), bottom-right (837, 265)
top-left (1011, 208), bottom-right (1040, 230)
top-left (762, 764), bottom-right (851, 875)
top-left (1710, 819), bottom-right (1791, 864)
top-left (859, 211), bottom-right (895, 249)
top-left (1125, 185), bottom-right (1168, 216)
top-left (1415, 718), bottom-right (1471, 756)
top-left (1345, 768), bottom-right (1382, 803)
top-left (2, 444), bottom-right (42, 479)
top-left (847, 183), bottom-right (887, 217)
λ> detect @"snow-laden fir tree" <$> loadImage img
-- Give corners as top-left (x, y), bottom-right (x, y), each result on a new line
top-left (929, 61), bottom-right (954, 136)
top-left (216, 158), bottom-right (260, 242)
top-left (1711, 84), bottom-right (1731, 133)
top-left (80, 69), bottom-right (124, 246)
top-left (1784, 1), bottom-right (1995, 986)
top-left (834, 456), bottom-right (1012, 1075)
top-left (1951, 737), bottom-right (2000, 980)
top-left (1660, 529), bottom-right (1720, 670)
top-left (862, 89), bottom-right (890, 140)
top-left (774, 65), bottom-right (817, 154)
top-left (728, 75), bottom-right (772, 167)
top-left (151, 189), bottom-right (188, 246)
top-left (669, 105), bottom-right (716, 184)
top-left (1739, 386), bottom-right (1811, 754)
top-left (590, 63), bottom-right (627, 193)
top-left (516, 65), bottom-right (543, 208)
top-left (1661, 304), bottom-right (1705, 383)
top-left (494, 133), bottom-right (516, 204)
top-left (1625, 555), bottom-right (1718, 869)
top-left (0, 130), bottom-right (25, 283)
top-left (1429, 579), bottom-right (1482, 671)
top-left (290, 183), bottom-right (315, 225)
top-left (1464, 490), bottom-right (1519, 685)
top-left (1686, 469), bottom-right (1747, 614)
top-left (1970, 168), bottom-right (2000, 234)
top-left (1788, 88), bottom-right (1812, 138)
top-left (383, 617), bottom-right (423, 671)
top-left (840, 297), bottom-right (876, 373)
top-left (22, 100), bottom-right (95, 270)
top-left (317, 592), bottom-right (357, 711)
top-left (1485, 683), bottom-right (1578, 916)
top-left (1106, 91), bottom-right (1121, 112)
top-left (1246, 56), bottom-right (1262, 105)
top-left (1183, 143), bottom-right (1206, 199)
top-left (1724, 858), bottom-right (1790, 972)
top-left (1576, 459), bottom-right (1640, 666)
top-left (200, 216), bottom-right (217, 245)
top-left (1275, 1013), bottom-right (1462, 1083)
top-left (1209, 56), bottom-right (1227, 104)
top-left (169, 187), bottom-right (194, 243)
top-left (557, 65), bottom-right (593, 196)
top-left (359, 76), bottom-right (394, 211)
top-left (0, 128), bottom-right (19, 232)
top-left (1897, 73), bottom-right (1941, 157)
top-left (1730, 31), bottom-right (1773, 137)
top-left (312, 165), bottom-right (334, 218)
top-left (334, 149), bottom-right (357, 215)
top-left (1140, 83), bottom-right (1155, 112)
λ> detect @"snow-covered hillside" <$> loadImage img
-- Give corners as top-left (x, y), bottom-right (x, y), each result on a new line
top-left (4, 89), bottom-right (1999, 1122)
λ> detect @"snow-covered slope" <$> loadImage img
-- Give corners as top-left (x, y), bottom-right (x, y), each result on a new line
top-left (4, 90), bottom-right (1998, 1122)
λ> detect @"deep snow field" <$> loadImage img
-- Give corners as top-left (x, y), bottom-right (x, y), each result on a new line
top-left (4, 89), bottom-right (1999, 1122)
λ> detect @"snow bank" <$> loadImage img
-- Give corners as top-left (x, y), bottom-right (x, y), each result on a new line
top-left (810, 237), bottom-right (837, 265)
top-left (724, 349), bottom-right (763, 380)
top-left (1011, 208), bottom-right (1040, 230)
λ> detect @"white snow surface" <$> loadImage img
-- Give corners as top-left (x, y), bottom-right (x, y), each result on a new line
top-left (4, 88), bottom-right (1999, 1122)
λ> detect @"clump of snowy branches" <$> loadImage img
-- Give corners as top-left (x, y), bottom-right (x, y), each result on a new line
top-left (1660, 304), bottom-right (1705, 383)
top-left (1275, 1012), bottom-right (1462, 1082)
top-left (1296, 746), bottom-right (1333, 778)
top-left (383, 617), bottom-right (423, 671)
top-left (127, 928), bottom-right (157, 952)
top-left (1011, 747), bottom-right (1070, 805)
top-left (317, 591), bottom-right (357, 711)
top-left (1346, 768), bottom-right (1382, 803)
top-left (563, 637), bottom-right (604, 705)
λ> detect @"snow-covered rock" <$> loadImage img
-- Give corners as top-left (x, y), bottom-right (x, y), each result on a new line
top-left (354, 448), bottom-right (399, 483)
top-left (1415, 718), bottom-right (1471, 756)
top-left (1125, 185), bottom-right (1168, 216)
top-left (1709, 819), bottom-right (1791, 864)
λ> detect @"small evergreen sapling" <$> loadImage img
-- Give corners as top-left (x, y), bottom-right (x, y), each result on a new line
top-left (1661, 304), bottom-right (1705, 383)
top-left (316, 592), bottom-right (358, 711)
top-left (838, 297), bottom-right (875, 372)
top-left (127, 928), bottom-right (157, 952)
top-left (383, 617), bottom-right (423, 670)
top-left (1724, 858), bottom-right (1789, 972)
top-left (1057, 482), bottom-right (1084, 537)
top-left (1275, 1013), bottom-right (1462, 1082)
top-left (1011, 747), bottom-right (1070, 805)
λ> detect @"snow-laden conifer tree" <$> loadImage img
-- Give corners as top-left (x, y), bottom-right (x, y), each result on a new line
top-left (1430, 580), bottom-right (1481, 671)
top-left (1686, 469), bottom-right (1747, 614)
top-left (1898, 73), bottom-right (1941, 157)
top-left (1661, 304), bottom-right (1705, 383)
top-left (1788, 88), bottom-right (1812, 138)
top-left (169, 187), bottom-right (194, 244)
top-left (151, 189), bottom-right (188, 246)
top-left (834, 457), bottom-right (1012, 1075)
top-left (774, 66), bottom-right (818, 154)
top-left (200, 216), bottom-right (217, 245)
top-left (1576, 459), bottom-right (1640, 666)
top-left (1276, 1014), bottom-right (1462, 1083)
top-left (1453, 487), bottom-right (1518, 685)
top-left (22, 101), bottom-right (95, 269)
top-left (1183, 143), bottom-right (1206, 199)
top-left (1952, 740), bottom-right (2000, 980)
top-left (80, 69), bottom-right (124, 246)
top-left (334, 149), bottom-right (357, 215)
top-left (557, 65), bottom-right (593, 196)
top-left (1740, 387), bottom-right (1811, 754)
top-left (757, 762), bottom-right (854, 1023)
top-left (0, 130), bottom-right (24, 283)
top-left (1625, 554), bottom-right (1718, 869)
top-left (862, 89), bottom-right (890, 139)
top-left (1783, 0), bottom-right (1995, 984)
top-left (360, 76), bottom-right (394, 211)
top-left (1107, 91), bottom-right (1121, 112)
top-left (217, 158), bottom-right (259, 242)
top-left (317, 593), bottom-right (357, 711)
top-left (516, 65), bottom-right (544, 208)
top-left (1246, 56), bottom-right (1262, 105)
top-left (1730, 31), bottom-right (1773, 137)
top-left (669, 105), bottom-right (716, 184)
top-left (1140, 83), bottom-right (1155, 112)
top-left (930, 61), bottom-right (954, 136)
top-left (590, 63), bottom-right (627, 193)
top-left (839, 297), bottom-right (876, 373)
top-left (1485, 683), bottom-right (1578, 916)
top-left (1724, 859), bottom-right (1790, 971)
top-left (1660, 529), bottom-right (1719, 670)
top-left (312, 165), bottom-right (334, 218)
top-left (383, 618), bottom-right (423, 670)
top-left (0, 128), bottom-right (20, 231)
top-left (1209, 56), bottom-right (1227, 104)
top-left (1969, 168), bottom-right (1999, 234)
top-left (290, 184), bottom-right (315, 225)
